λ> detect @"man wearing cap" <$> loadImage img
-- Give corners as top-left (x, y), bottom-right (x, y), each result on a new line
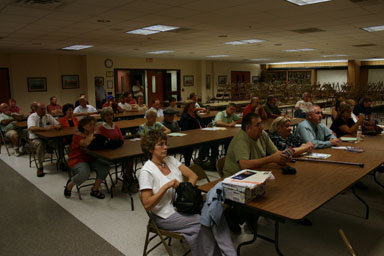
top-left (102, 95), bottom-right (123, 113)
top-left (162, 108), bottom-right (180, 132)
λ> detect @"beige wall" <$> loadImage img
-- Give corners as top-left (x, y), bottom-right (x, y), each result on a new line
top-left (1, 53), bottom-right (263, 111)
top-left (317, 70), bottom-right (348, 86)
top-left (1, 54), bottom-right (87, 112)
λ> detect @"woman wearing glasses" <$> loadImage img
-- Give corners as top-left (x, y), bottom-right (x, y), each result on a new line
top-left (138, 130), bottom-right (235, 255)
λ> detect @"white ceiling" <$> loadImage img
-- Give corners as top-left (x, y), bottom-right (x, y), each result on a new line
top-left (0, 0), bottom-right (384, 63)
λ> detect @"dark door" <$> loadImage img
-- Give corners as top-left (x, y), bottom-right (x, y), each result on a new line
top-left (231, 71), bottom-right (250, 100)
top-left (147, 70), bottom-right (164, 106)
top-left (0, 68), bottom-right (11, 104)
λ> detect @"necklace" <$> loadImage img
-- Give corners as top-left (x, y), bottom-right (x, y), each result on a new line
top-left (153, 160), bottom-right (166, 168)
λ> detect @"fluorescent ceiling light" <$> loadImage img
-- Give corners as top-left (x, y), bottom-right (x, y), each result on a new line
top-left (268, 60), bottom-right (347, 65)
top-left (282, 48), bottom-right (315, 52)
top-left (61, 45), bottom-right (93, 50)
top-left (224, 39), bottom-right (265, 45)
top-left (126, 29), bottom-right (160, 35)
top-left (250, 58), bottom-right (271, 61)
top-left (361, 25), bottom-right (384, 32)
top-left (361, 58), bottom-right (384, 61)
top-left (322, 54), bottom-right (348, 57)
top-left (285, 0), bottom-right (331, 6)
top-left (126, 24), bottom-right (179, 35)
top-left (147, 50), bottom-right (174, 54)
top-left (206, 55), bottom-right (229, 58)
top-left (142, 25), bottom-right (179, 32)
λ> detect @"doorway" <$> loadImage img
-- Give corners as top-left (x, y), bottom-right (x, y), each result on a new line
top-left (231, 71), bottom-right (250, 100)
top-left (0, 68), bottom-right (11, 104)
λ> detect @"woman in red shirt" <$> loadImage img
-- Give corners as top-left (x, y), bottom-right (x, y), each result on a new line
top-left (64, 116), bottom-right (110, 199)
top-left (59, 103), bottom-right (79, 128)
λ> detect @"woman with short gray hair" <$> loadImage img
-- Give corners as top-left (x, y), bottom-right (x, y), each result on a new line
top-left (138, 110), bottom-right (170, 136)
top-left (269, 116), bottom-right (314, 156)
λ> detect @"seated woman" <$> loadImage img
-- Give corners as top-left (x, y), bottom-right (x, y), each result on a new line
top-left (59, 103), bottom-right (79, 128)
top-left (102, 96), bottom-right (123, 113)
top-left (138, 110), bottom-right (170, 136)
top-left (330, 103), bottom-right (364, 137)
top-left (97, 107), bottom-right (136, 193)
top-left (64, 116), bottom-right (110, 199)
top-left (331, 97), bottom-right (346, 121)
top-left (139, 130), bottom-right (236, 255)
top-left (135, 95), bottom-right (148, 111)
top-left (179, 101), bottom-right (219, 168)
top-left (269, 116), bottom-right (314, 156)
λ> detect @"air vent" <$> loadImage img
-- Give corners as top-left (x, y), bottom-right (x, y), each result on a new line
top-left (16, 0), bottom-right (60, 4)
top-left (14, 0), bottom-right (63, 9)
top-left (353, 43), bottom-right (377, 47)
top-left (291, 27), bottom-right (325, 34)
top-left (167, 27), bottom-right (192, 33)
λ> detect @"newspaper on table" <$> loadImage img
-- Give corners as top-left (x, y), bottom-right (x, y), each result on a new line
top-left (222, 169), bottom-right (274, 204)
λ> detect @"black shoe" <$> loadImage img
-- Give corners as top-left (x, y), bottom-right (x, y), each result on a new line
top-left (90, 189), bottom-right (105, 199)
top-left (64, 179), bottom-right (72, 198)
top-left (297, 217), bottom-right (312, 226)
top-left (224, 209), bottom-right (241, 234)
top-left (37, 168), bottom-right (45, 177)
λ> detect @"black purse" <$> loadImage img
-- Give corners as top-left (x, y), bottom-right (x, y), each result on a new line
top-left (88, 134), bottom-right (123, 150)
top-left (173, 182), bottom-right (203, 214)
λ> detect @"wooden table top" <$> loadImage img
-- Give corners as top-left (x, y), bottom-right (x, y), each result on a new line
top-left (199, 139), bottom-right (383, 221)
top-left (86, 127), bottom-right (241, 162)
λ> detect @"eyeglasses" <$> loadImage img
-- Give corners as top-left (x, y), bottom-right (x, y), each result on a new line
top-left (155, 142), bottom-right (168, 148)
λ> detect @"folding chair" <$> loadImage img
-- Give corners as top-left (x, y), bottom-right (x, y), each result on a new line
top-left (188, 164), bottom-right (210, 183)
top-left (0, 130), bottom-right (11, 156)
top-left (143, 211), bottom-right (190, 256)
top-left (338, 229), bottom-right (357, 256)
top-left (216, 156), bottom-right (226, 178)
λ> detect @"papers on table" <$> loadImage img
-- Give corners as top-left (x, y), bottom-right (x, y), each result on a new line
top-left (235, 124), bottom-right (241, 128)
top-left (340, 137), bottom-right (358, 142)
top-left (168, 132), bottom-right (187, 137)
top-left (332, 146), bottom-right (348, 150)
top-left (224, 169), bottom-right (274, 189)
top-left (129, 138), bottom-right (141, 141)
top-left (201, 127), bottom-right (227, 131)
top-left (332, 146), bottom-right (364, 153)
top-left (305, 153), bottom-right (331, 159)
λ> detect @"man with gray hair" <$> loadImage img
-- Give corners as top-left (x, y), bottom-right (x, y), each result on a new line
top-left (294, 92), bottom-right (312, 118)
top-left (0, 103), bottom-right (24, 156)
top-left (295, 105), bottom-right (340, 149)
top-left (28, 103), bottom-right (61, 177)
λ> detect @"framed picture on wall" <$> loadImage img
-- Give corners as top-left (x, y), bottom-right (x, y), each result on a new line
top-left (218, 75), bottom-right (227, 85)
top-left (62, 75), bottom-right (80, 89)
top-left (95, 77), bottom-right (104, 86)
top-left (27, 77), bottom-right (47, 92)
top-left (106, 71), bottom-right (114, 77)
top-left (206, 75), bottom-right (211, 89)
top-left (107, 80), bottom-right (113, 89)
top-left (183, 75), bottom-right (194, 86)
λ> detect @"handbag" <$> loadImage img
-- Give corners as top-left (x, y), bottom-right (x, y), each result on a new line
top-left (88, 134), bottom-right (123, 150)
top-left (173, 182), bottom-right (203, 214)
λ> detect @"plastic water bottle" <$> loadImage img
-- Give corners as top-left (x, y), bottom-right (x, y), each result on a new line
top-left (357, 125), bottom-right (362, 140)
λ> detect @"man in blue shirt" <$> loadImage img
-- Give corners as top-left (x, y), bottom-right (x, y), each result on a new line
top-left (295, 105), bottom-right (340, 148)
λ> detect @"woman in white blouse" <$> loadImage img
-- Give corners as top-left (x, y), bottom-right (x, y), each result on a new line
top-left (138, 130), bottom-right (235, 256)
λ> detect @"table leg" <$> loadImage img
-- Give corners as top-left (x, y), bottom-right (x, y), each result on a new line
top-left (237, 216), bottom-right (285, 256)
top-left (351, 186), bottom-right (369, 219)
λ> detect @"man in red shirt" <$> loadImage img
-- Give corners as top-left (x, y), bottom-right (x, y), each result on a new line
top-left (47, 96), bottom-right (62, 115)
top-left (242, 97), bottom-right (267, 120)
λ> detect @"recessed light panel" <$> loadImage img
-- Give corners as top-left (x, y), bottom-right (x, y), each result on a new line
top-left (206, 55), bottom-right (229, 58)
top-left (361, 25), bottom-right (384, 32)
top-left (286, 0), bottom-right (331, 6)
top-left (282, 48), bottom-right (315, 52)
top-left (126, 29), bottom-right (160, 35)
top-left (322, 54), bottom-right (348, 57)
top-left (61, 45), bottom-right (93, 50)
top-left (361, 58), bottom-right (384, 61)
top-left (142, 25), bottom-right (179, 32)
top-left (224, 39), bottom-right (265, 45)
top-left (268, 60), bottom-right (347, 65)
top-left (147, 50), bottom-right (174, 54)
